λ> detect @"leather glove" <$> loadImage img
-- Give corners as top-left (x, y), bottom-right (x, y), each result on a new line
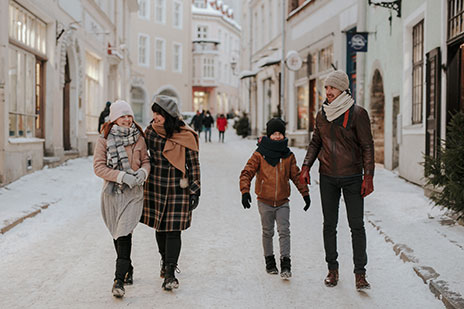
top-left (299, 165), bottom-right (311, 185)
top-left (242, 192), bottom-right (251, 209)
top-left (361, 175), bottom-right (374, 198)
top-left (134, 169), bottom-right (146, 185)
top-left (190, 194), bottom-right (199, 210)
top-left (303, 195), bottom-right (311, 211)
top-left (122, 173), bottom-right (137, 189)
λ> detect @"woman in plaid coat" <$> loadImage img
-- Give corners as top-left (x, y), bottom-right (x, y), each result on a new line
top-left (141, 95), bottom-right (200, 291)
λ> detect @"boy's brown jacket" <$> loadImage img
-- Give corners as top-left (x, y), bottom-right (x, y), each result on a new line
top-left (240, 151), bottom-right (309, 207)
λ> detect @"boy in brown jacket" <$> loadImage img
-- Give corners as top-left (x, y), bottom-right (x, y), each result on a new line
top-left (239, 118), bottom-right (311, 279)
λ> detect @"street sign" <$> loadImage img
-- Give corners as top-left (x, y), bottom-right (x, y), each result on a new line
top-left (286, 50), bottom-right (303, 71)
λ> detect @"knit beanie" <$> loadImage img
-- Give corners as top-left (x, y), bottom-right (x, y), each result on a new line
top-left (152, 95), bottom-right (180, 118)
top-left (266, 117), bottom-right (286, 137)
top-left (109, 100), bottom-right (134, 122)
top-left (324, 70), bottom-right (350, 91)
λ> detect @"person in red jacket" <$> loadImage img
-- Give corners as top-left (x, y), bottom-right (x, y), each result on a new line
top-left (216, 114), bottom-right (228, 143)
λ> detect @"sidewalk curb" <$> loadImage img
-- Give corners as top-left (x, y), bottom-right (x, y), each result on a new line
top-left (366, 216), bottom-right (464, 309)
top-left (0, 203), bottom-right (50, 235)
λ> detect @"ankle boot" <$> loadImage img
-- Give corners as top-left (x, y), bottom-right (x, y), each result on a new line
top-left (124, 266), bottom-right (133, 285)
top-left (324, 269), bottom-right (339, 287)
top-left (355, 273), bottom-right (370, 290)
top-left (162, 263), bottom-right (179, 291)
top-left (280, 257), bottom-right (292, 279)
top-left (112, 279), bottom-right (125, 298)
top-left (265, 255), bottom-right (278, 274)
top-left (160, 257), bottom-right (166, 278)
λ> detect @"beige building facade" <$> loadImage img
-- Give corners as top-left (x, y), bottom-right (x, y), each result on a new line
top-left (0, 0), bottom-right (138, 186)
top-left (130, 0), bottom-right (192, 125)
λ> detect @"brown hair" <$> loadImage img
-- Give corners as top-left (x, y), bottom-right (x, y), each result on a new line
top-left (100, 121), bottom-right (145, 139)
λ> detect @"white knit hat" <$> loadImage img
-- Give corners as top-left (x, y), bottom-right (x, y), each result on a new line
top-left (324, 70), bottom-right (350, 91)
top-left (109, 100), bottom-right (134, 122)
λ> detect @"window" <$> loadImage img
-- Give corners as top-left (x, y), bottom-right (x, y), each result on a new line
top-left (131, 87), bottom-right (145, 123)
top-left (173, 0), bottom-right (182, 29)
top-left (138, 34), bottom-right (149, 66)
top-left (173, 43), bottom-right (182, 73)
top-left (412, 20), bottom-right (424, 124)
top-left (218, 29), bottom-right (222, 49)
top-left (9, 2), bottom-right (47, 55)
top-left (218, 61), bottom-right (222, 81)
top-left (194, 0), bottom-right (206, 8)
top-left (203, 58), bottom-right (214, 78)
top-left (155, 0), bottom-right (166, 24)
top-left (319, 45), bottom-right (333, 72)
top-left (225, 33), bottom-right (228, 53)
top-left (297, 84), bottom-right (309, 130)
top-left (196, 25), bottom-right (208, 39)
top-left (448, 0), bottom-right (464, 41)
top-left (155, 38), bottom-right (166, 70)
top-left (85, 53), bottom-right (101, 133)
top-left (138, 0), bottom-right (150, 19)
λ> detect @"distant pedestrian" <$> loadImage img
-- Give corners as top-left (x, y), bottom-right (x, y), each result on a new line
top-left (299, 70), bottom-right (374, 290)
top-left (216, 113), bottom-right (227, 142)
top-left (98, 101), bottom-right (112, 133)
top-left (93, 100), bottom-right (150, 298)
top-left (141, 95), bottom-right (201, 291)
top-left (202, 111), bottom-right (214, 142)
top-left (239, 118), bottom-right (311, 279)
top-left (190, 110), bottom-right (203, 137)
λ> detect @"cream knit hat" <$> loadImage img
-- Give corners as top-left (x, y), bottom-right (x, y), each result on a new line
top-left (109, 100), bottom-right (134, 122)
top-left (324, 70), bottom-right (350, 91)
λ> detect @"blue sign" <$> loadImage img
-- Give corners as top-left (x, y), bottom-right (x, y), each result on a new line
top-left (347, 32), bottom-right (368, 53)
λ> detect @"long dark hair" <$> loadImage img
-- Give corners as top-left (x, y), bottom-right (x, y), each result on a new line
top-left (151, 103), bottom-right (185, 138)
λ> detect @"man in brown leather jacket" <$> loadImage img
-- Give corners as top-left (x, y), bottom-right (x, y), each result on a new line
top-left (299, 70), bottom-right (374, 290)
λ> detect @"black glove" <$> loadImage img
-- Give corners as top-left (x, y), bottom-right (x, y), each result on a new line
top-left (242, 192), bottom-right (251, 209)
top-left (303, 195), bottom-right (311, 211)
top-left (190, 194), bottom-right (199, 210)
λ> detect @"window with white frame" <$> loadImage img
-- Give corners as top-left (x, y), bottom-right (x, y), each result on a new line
top-left (218, 60), bottom-right (222, 81)
top-left (138, 34), bottom-right (149, 66)
top-left (196, 25), bottom-right (208, 39)
top-left (203, 58), bottom-right (214, 78)
top-left (318, 45), bottom-right (333, 72)
top-left (85, 53), bottom-right (101, 133)
top-left (194, 0), bottom-right (206, 8)
top-left (155, 38), bottom-right (166, 70)
top-left (173, 0), bottom-right (182, 29)
top-left (173, 42), bottom-right (182, 73)
top-left (412, 20), bottom-right (424, 124)
top-left (224, 63), bottom-right (227, 83)
top-left (155, 0), bottom-right (166, 24)
top-left (225, 33), bottom-right (229, 53)
top-left (138, 0), bottom-right (150, 19)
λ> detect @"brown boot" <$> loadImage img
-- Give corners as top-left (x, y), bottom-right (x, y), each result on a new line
top-left (324, 269), bottom-right (339, 287)
top-left (355, 273), bottom-right (371, 290)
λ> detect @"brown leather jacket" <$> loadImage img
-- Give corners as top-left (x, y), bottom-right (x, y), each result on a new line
top-left (240, 151), bottom-right (309, 207)
top-left (303, 104), bottom-right (375, 177)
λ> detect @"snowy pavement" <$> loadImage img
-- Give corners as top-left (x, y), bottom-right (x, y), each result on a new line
top-left (0, 129), bottom-right (458, 308)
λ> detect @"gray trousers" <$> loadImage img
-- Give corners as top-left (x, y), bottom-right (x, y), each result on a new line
top-left (258, 201), bottom-right (290, 258)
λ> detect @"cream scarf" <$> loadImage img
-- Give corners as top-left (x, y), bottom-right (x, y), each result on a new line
top-left (323, 92), bottom-right (355, 122)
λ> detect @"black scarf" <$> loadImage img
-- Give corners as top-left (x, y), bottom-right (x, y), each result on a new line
top-left (256, 136), bottom-right (292, 167)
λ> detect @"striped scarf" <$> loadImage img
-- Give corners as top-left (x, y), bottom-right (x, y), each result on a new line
top-left (106, 124), bottom-right (140, 173)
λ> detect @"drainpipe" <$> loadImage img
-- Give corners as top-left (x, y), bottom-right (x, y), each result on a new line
top-left (279, 0), bottom-right (286, 118)
top-left (357, 0), bottom-right (367, 108)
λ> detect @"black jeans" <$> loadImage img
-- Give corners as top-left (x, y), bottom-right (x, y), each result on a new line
top-left (219, 131), bottom-right (225, 143)
top-left (319, 174), bottom-right (367, 274)
top-left (155, 231), bottom-right (182, 265)
top-left (113, 234), bottom-right (132, 282)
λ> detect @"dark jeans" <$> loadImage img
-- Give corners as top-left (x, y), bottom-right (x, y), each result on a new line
top-left (204, 127), bottom-right (212, 142)
top-left (219, 131), bottom-right (225, 143)
top-left (319, 174), bottom-right (367, 274)
top-left (113, 234), bottom-right (132, 282)
top-left (156, 231), bottom-right (182, 265)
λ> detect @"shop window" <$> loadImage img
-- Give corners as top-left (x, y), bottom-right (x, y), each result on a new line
top-left (85, 53), bottom-right (101, 133)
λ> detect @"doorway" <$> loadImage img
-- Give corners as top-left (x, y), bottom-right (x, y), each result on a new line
top-left (370, 70), bottom-right (385, 164)
top-left (63, 54), bottom-right (71, 151)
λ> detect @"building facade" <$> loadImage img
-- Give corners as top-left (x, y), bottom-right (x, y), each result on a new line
top-left (0, 0), bottom-right (138, 186)
top-left (129, 0), bottom-right (192, 125)
top-left (192, 0), bottom-right (241, 116)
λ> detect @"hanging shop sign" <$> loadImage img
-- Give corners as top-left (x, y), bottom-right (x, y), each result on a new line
top-left (286, 50), bottom-right (303, 71)
top-left (347, 32), bottom-right (368, 53)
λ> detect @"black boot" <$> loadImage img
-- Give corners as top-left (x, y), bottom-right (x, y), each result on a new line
top-left (124, 266), bottom-right (133, 285)
top-left (280, 257), bottom-right (292, 279)
top-left (162, 263), bottom-right (179, 291)
top-left (265, 255), bottom-right (278, 274)
top-left (160, 257), bottom-right (166, 278)
top-left (112, 279), bottom-right (125, 298)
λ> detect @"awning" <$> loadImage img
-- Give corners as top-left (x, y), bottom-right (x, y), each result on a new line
top-left (239, 70), bottom-right (258, 80)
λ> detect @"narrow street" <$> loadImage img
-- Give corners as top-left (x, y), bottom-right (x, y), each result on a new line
top-left (0, 130), bottom-right (445, 308)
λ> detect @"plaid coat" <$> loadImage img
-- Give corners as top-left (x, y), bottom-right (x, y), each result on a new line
top-left (141, 125), bottom-right (201, 231)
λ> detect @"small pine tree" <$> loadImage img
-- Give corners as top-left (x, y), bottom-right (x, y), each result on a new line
top-left (424, 111), bottom-right (464, 219)
top-left (235, 113), bottom-right (250, 138)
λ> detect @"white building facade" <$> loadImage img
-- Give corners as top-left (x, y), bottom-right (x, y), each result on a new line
top-left (192, 0), bottom-right (241, 116)
top-left (0, 0), bottom-right (137, 186)
top-left (129, 0), bottom-right (192, 125)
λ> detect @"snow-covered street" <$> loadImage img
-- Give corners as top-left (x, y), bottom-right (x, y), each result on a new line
top-left (0, 130), bottom-right (452, 308)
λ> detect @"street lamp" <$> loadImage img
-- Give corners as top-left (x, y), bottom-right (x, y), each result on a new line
top-left (230, 58), bottom-right (237, 75)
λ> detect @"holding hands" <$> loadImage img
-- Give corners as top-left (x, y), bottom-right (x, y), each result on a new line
top-left (134, 169), bottom-right (147, 186)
